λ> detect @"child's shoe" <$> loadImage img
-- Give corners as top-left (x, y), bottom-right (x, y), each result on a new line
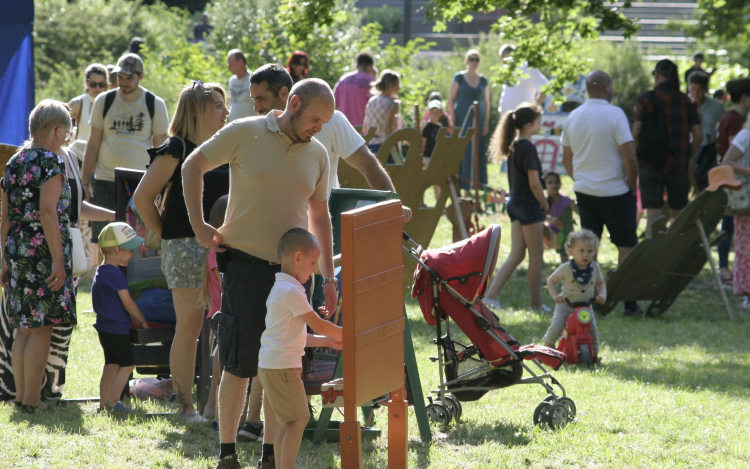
top-left (108, 401), bottom-right (132, 412)
top-left (215, 453), bottom-right (241, 469)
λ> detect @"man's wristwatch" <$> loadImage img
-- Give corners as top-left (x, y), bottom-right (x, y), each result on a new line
top-left (323, 276), bottom-right (338, 286)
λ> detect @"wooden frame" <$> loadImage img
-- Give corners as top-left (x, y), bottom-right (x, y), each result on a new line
top-left (339, 200), bottom-right (408, 469)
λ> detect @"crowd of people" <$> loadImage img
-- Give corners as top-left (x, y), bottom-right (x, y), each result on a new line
top-left (2, 37), bottom-right (747, 469)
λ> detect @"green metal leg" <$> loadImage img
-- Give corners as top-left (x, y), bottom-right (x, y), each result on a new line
top-left (403, 306), bottom-right (432, 443)
top-left (312, 357), bottom-right (344, 444)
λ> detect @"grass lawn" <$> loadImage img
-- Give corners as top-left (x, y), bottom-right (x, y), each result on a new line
top-left (2, 165), bottom-right (750, 468)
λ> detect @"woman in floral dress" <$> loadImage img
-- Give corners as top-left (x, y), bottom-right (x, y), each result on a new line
top-left (1, 100), bottom-right (76, 412)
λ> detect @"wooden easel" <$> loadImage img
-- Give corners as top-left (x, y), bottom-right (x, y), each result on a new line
top-left (339, 200), bottom-right (408, 469)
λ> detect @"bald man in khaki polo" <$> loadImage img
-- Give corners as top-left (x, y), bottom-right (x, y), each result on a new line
top-left (182, 79), bottom-right (337, 469)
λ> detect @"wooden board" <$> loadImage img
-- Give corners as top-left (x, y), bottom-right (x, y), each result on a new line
top-left (600, 189), bottom-right (727, 316)
top-left (339, 127), bottom-right (473, 291)
top-left (0, 143), bottom-right (18, 177)
top-left (341, 200), bottom-right (405, 406)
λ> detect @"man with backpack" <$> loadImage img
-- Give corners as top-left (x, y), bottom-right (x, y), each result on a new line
top-left (633, 59), bottom-right (702, 238)
top-left (82, 53), bottom-right (169, 242)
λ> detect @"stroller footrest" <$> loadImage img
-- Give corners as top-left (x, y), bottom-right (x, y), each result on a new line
top-left (516, 345), bottom-right (567, 370)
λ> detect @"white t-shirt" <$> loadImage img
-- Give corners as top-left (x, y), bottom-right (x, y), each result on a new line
top-left (228, 72), bottom-right (256, 122)
top-left (730, 129), bottom-right (750, 165)
top-left (498, 63), bottom-right (549, 115)
top-left (259, 273), bottom-right (313, 369)
top-left (314, 111), bottom-right (366, 192)
top-left (89, 88), bottom-right (170, 181)
top-left (561, 99), bottom-right (634, 197)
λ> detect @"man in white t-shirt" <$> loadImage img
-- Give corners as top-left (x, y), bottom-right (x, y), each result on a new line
top-left (561, 70), bottom-right (643, 316)
top-left (226, 49), bottom-right (256, 122)
top-left (250, 63), bottom-right (412, 220)
top-left (82, 53), bottom-right (169, 241)
top-left (498, 53), bottom-right (549, 116)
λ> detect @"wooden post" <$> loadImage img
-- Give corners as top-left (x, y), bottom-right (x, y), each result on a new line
top-left (447, 175), bottom-right (469, 240)
top-left (415, 104), bottom-right (421, 132)
top-left (695, 219), bottom-right (734, 320)
top-left (472, 100), bottom-right (480, 206)
top-left (388, 387), bottom-right (409, 469)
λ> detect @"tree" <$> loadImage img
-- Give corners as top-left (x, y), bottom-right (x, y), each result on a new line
top-left (424, 0), bottom-right (639, 94)
top-left (677, 0), bottom-right (750, 65)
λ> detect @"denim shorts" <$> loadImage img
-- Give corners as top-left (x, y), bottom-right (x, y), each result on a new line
top-left (90, 180), bottom-right (116, 242)
top-left (507, 193), bottom-right (543, 225)
top-left (160, 237), bottom-right (207, 289)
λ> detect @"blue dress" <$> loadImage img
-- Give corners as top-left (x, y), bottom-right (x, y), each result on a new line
top-left (453, 72), bottom-right (488, 190)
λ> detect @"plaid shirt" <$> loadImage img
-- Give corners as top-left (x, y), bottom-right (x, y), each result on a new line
top-left (635, 83), bottom-right (701, 175)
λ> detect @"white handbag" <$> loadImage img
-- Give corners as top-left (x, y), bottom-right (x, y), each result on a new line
top-left (68, 224), bottom-right (88, 277)
top-left (63, 149), bottom-right (90, 277)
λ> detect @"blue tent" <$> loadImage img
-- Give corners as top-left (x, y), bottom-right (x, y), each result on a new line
top-left (0, 0), bottom-right (34, 146)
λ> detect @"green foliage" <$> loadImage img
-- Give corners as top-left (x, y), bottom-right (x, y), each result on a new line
top-left (206, 0), bottom-right (369, 85)
top-left (580, 41), bottom-right (652, 122)
top-left (680, 0), bottom-right (750, 65)
top-left (361, 4), bottom-right (404, 33)
top-left (425, 0), bottom-right (639, 97)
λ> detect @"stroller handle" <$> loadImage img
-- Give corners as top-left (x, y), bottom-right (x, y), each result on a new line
top-left (403, 231), bottom-right (420, 248)
top-left (564, 297), bottom-right (596, 308)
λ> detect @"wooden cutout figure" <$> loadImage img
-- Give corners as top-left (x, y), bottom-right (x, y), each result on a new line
top-left (599, 190), bottom-right (730, 318)
top-left (339, 126), bottom-right (473, 290)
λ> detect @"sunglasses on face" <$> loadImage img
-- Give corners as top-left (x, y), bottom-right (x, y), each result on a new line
top-left (87, 80), bottom-right (107, 89)
top-left (468, 57), bottom-right (480, 63)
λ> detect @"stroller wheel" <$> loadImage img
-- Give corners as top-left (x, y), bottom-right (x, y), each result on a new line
top-left (533, 401), bottom-right (552, 429)
top-left (556, 397), bottom-right (576, 422)
top-left (443, 394), bottom-right (462, 421)
top-left (426, 402), bottom-right (452, 424)
top-left (546, 403), bottom-right (569, 430)
top-left (578, 345), bottom-right (591, 367)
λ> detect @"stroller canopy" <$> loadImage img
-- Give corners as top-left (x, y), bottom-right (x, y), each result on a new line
top-left (413, 224), bottom-right (501, 325)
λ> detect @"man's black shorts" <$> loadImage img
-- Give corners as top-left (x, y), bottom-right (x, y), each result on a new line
top-left (90, 180), bottom-right (117, 242)
top-left (638, 162), bottom-right (690, 210)
top-left (575, 191), bottom-right (638, 248)
top-left (97, 329), bottom-right (136, 367)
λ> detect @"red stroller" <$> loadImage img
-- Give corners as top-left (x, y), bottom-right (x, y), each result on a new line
top-left (406, 225), bottom-right (575, 429)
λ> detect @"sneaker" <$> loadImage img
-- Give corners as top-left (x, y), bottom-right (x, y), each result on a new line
top-left (237, 420), bottom-right (263, 441)
top-left (257, 456), bottom-right (275, 469)
top-left (182, 411), bottom-right (207, 424)
top-left (534, 304), bottom-right (552, 313)
top-left (216, 453), bottom-right (241, 469)
top-left (108, 401), bottom-right (132, 412)
top-left (482, 298), bottom-right (501, 310)
top-left (623, 305), bottom-right (645, 317)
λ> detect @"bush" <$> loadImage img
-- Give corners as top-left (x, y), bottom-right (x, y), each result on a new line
top-left (362, 4), bottom-right (404, 33)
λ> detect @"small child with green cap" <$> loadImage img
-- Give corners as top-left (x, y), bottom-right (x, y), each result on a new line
top-left (93, 222), bottom-right (150, 412)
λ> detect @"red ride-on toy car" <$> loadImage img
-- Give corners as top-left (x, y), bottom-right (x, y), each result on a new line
top-left (556, 299), bottom-right (595, 366)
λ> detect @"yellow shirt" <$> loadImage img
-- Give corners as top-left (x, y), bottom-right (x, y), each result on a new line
top-left (200, 111), bottom-right (329, 262)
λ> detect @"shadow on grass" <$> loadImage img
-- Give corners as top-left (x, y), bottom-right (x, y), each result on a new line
top-left (438, 419), bottom-right (532, 447)
top-left (9, 401), bottom-right (87, 434)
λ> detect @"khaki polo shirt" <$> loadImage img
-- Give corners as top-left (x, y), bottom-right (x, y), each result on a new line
top-left (199, 110), bottom-right (329, 262)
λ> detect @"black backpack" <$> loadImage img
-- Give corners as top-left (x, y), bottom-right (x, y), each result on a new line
top-left (101, 89), bottom-right (156, 129)
top-left (693, 136), bottom-right (717, 192)
top-left (636, 91), bottom-right (670, 167)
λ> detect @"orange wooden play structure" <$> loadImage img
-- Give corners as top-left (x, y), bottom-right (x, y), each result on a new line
top-left (338, 199), bottom-right (408, 469)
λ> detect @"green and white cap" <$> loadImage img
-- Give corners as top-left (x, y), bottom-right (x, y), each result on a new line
top-left (98, 222), bottom-right (145, 251)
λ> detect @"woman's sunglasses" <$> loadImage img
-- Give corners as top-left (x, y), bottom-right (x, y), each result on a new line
top-left (468, 57), bottom-right (480, 63)
top-left (87, 80), bottom-right (107, 89)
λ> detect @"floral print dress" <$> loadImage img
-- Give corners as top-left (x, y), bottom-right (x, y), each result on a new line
top-left (2, 147), bottom-right (76, 329)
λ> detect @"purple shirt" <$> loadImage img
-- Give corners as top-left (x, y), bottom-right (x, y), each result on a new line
top-left (92, 264), bottom-right (132, 334)
top-left (333, 71), bottom-right (373, 127)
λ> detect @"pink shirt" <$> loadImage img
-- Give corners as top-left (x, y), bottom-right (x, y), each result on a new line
top-left (207, 251), bottom-right (222, 318)
top-left (333, 71), bottom-right (373, 127)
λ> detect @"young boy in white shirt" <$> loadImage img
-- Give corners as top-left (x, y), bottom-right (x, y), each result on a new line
top-left (257, 228), bottom-right (343, 469)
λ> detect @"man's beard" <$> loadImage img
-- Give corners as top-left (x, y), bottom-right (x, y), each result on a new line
top-left (289, 110), bottom-right (312, 143)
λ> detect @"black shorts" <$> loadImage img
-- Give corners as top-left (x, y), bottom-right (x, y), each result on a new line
top-left (638, 162), bottom-right (690, 210)
top-left (90, 180), bottom-right (117, 242)
top-left (575, 191), bottom-right (638, 248)
top-left (507, 193), bottom-right (543, 225)
top-left (97, 329), bottom-right (136, 367)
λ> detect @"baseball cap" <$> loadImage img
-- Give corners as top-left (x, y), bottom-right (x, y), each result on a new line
top-left (98, 222), bottom-right (145, 251)
top-left (428, 100), bottom-right (443, 111)
top-left (113, 53), bottom-right (144, 76)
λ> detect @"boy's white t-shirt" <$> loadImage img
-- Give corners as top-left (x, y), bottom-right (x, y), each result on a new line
top-left (258, 272), bottom-right (313, 369)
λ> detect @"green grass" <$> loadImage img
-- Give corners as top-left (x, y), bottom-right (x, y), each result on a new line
top-left (2, 166), bottom-right (750, 468)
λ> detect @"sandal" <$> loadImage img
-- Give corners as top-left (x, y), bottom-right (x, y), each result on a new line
top-left (721, 274), bottom-right (733, 286)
